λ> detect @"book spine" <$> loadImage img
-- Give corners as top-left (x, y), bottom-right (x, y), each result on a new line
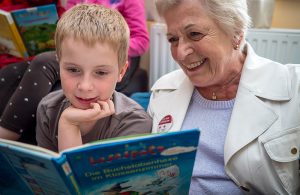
top-left (6, 14), bottom-right (28, 58)
top-left (54, 157), bottom-right (81, 195)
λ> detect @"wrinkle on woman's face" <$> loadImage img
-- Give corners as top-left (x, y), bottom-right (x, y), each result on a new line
top-left (163, 0), bottom-right (238, 88)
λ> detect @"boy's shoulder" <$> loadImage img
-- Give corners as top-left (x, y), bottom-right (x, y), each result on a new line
top-left (111, 91), bottom-right (152, 135)
top-left (38, 89), bottom-right (68, 109)
top-left (113, 91), bottom-right (145, 114)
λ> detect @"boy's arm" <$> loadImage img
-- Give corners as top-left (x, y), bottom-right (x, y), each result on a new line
top-left (58, 113), bottom-right (82, 152)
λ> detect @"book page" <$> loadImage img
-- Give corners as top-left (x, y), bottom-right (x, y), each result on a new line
top-left (0, 141), bottom-right (73, 194)
top-left (0, 138), bottom-right (59, 157)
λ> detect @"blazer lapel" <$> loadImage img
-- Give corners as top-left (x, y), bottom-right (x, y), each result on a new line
top-left (223, 44), bottom-right (292, 166)
top-left (224, 84), bottom-right (278, 166)
top-left (151, 76), bottom-right (194, 132)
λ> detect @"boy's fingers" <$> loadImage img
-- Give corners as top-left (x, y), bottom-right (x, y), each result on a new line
top-left (107, 99), bottom-right (115, 114)
top-left (97, 100), bottom-right (109, 111)
top-left (97, 100), bottom-right (115, 116)
top-left (90, 102), bottom-right (101, 112)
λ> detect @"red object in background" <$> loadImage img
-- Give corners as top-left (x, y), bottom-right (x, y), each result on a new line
top-left (0, 54), bottom-right (33, 68)
top-left (27, 0), bottom-right (66, 17)
top-left (0, 0), bottom-right (29, 11)
top-left (0, 0), bottom-right (65, 16)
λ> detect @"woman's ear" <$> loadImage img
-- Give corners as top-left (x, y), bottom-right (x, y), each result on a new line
top-left (118, 61), bottom-right (129, 82)
top-left (233, 32), bottom-right (244, 50)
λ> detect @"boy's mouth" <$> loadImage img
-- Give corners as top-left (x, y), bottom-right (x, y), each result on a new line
top-left (76, 96), bottom-right (98, 105)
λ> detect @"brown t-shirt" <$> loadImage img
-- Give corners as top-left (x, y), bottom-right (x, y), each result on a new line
top-left (36, 90), bottom-right (152, 152)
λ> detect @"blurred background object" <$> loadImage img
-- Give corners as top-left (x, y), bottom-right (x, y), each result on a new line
top-left (247, 0), bottom-right (275, 28)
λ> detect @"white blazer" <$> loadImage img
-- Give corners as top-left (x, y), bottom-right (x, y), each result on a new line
top-left (148, 44), bottom-right (300, 195)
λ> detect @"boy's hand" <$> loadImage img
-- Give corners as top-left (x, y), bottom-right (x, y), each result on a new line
top-left (62, 99), bottom-right (115, 127)
top-left (60, 99), bottom-right (115, 134)
top-left (58, 99), bottom-right (115, 152)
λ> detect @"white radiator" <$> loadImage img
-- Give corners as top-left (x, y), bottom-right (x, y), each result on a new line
top-left (149, 23), bottom-right (300, 87)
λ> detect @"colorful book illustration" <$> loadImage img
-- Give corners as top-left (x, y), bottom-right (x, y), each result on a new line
top-left (0, 129), bottom-right (200, 195)
top-left (0, 9), bottom-right (28, 58)
top-left (11, 4), bottom-right (58, 56)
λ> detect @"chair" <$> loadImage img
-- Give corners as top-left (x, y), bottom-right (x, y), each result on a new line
top-left (130, 92), bottom-right (151, 111)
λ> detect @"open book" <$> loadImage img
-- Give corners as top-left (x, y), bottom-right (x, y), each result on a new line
top-left (0, 9), bottom-right (28, 58)
top-left (0, 4), bottom-right (58, 58)
top-left (0, 129), bottom-right (200, 195)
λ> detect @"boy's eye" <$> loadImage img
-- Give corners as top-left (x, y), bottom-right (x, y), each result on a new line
top-left (66, 67), bottom-right (80, 73)
top-left (95, 70), bottom-right (108, 76)
top-left (187, 31), bottom-right (204, 41)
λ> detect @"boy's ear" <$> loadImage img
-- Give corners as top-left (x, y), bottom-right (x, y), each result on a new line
top-left (118, 61), bottom-right (129, 82)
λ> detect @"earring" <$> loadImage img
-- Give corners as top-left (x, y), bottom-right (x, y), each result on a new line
top-left (233, 35), bottom-right (240, 50)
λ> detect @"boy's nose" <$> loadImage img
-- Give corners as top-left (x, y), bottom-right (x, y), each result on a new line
top-left (77, 76), bottom-right (93, 91)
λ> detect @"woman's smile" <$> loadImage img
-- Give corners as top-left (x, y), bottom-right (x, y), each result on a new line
top-left (185, 58), bottom-right (207, 70)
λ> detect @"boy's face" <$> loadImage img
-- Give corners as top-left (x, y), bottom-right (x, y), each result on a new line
top-left (59, 37), bottom-right (127, 109)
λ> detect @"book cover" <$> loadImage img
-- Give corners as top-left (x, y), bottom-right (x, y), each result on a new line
top-left (0, 9), bottom-right (28, 58)
top-left (0, 129), bottom-right (200, 195)
top-left (11, 4), bottom-right (58, 56)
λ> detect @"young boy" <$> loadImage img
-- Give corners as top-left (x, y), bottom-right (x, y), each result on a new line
top-left (35, 4), bottom-right (152, 152)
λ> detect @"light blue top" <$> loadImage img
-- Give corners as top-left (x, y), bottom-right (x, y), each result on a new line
top-left (181, 89), bottom-right (243, 195)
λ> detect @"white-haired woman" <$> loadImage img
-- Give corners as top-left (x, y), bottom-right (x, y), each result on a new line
top-left (148, 0), bottom-right (300, 194)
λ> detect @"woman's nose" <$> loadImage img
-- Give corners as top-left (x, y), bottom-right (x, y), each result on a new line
top-left (176, 40), bottom-right (193, 61)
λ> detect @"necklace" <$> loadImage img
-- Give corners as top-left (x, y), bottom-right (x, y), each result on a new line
top-left (211, 69), bottom-right (242, 100)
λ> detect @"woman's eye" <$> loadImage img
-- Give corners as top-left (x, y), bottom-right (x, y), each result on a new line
top-left (168, 37), bottom-right (179, 44)
top-left (188, 32), bottom-right (204, 41)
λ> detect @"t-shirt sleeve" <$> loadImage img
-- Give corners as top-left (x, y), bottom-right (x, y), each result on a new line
top-left (35, 98), bottom-right (58, 152)
top-left (112, 108), bottom-right (152, 137)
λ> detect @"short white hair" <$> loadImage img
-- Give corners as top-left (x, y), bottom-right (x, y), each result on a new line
top-left (155, 0), bottom-right (251, 48)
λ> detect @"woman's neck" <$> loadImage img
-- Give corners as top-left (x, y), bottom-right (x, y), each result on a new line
top-left (197, 50), bottom-right (246, 101)
top-left (197, 74), bottom-right (241, 101)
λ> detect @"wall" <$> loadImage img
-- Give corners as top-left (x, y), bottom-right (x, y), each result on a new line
top-left (272, 0), bottom-right (300, 29)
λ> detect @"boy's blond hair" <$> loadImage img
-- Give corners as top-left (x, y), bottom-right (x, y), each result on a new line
top-left (55, 3), bottom-right (129, 67)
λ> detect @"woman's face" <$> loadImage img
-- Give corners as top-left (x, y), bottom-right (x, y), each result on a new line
top-left (164, 0), bottom-right (238, 88)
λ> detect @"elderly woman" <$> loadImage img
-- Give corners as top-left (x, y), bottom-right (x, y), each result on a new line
top-left (148, 0), bottom-right (300, 194)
